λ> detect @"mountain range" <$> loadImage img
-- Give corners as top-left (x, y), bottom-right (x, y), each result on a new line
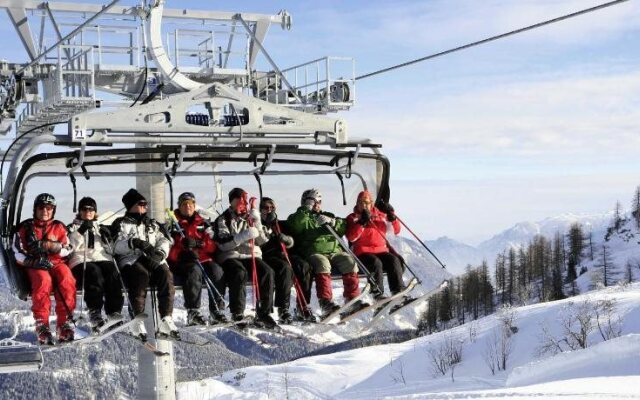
top-left (426, 212), bottom-right (614, 275)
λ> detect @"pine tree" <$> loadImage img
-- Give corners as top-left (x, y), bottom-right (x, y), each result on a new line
top-left (550, 231), bottom-right (566, 300)
top-left (613, 201), bottom-right (623, 231)
top-left (438, 286), bottom-right (453, 324)
top-left (566, 222), bottom-right (584, 284)
top-left (632, 185), bottom-right (640, 230)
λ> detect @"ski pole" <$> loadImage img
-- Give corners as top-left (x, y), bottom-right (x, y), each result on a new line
top-left (103, 239), bottom-right (136, 317)
top-left (274, 221), bottom-right (311, 313)
top-left (247, 198), bottom-right (261, 311)
top-left (321, 221), bottom-right (383, 295)
top-left (51, 268), bottom-right (79, 327)
top-left (164, 209), bottom-right (225, 312)
top-left (80, 230), bottom-right (88, 317)
top-left (366, 221), bottom-right (422, 284)
top-left (394, 215), bottom-right (447, 269)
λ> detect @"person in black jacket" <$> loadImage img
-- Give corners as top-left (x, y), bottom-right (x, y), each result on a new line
top-left (259, 197), bottom-right (316, 324)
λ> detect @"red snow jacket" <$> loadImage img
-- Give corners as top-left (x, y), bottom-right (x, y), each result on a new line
top-left (15, 218), bottom-right (71, 267)
top-left (167, 210), bottom-right (216, 266)
top-left (345, 207), bottom-right (400, 256)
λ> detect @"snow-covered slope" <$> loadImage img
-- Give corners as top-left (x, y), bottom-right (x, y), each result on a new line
top-left (178, 283), bottom-right (640, 399)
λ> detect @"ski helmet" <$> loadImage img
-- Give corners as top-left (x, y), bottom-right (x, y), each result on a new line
top-left (301, 189), bottom-right (322, 206)
top-left (33, 193), bottom-right (56, 217)
top-left (178, 192), bottom-right (196, 205)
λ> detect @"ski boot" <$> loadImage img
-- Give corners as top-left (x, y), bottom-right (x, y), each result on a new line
top-left (319, 299), bottom-right (340, 317)
top-left (208, 309), bottom-right (229, 325)
top-left (158, 316), bottom-right (180, 340)
top-left (278, 307), bottom-right (293, 325)
top-left (186, 309), bottom-right (207, 326)
top-left (254, 313), bottom-right (278, 329)
top-left (130, 317), bottom-right (148, 342)
top-left (89, 309), bottom-right (106, 333)
top-left (36, 323), bottom-right (54, 346)
top-left (56, 321), bottom-right (75, 343)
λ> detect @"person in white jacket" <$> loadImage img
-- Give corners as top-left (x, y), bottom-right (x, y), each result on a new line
top-left (112, 188), bottom-right (178, 341)
top-left (213, 188), bottom-right (276, 327)
top-left (68, 197), bottom-right (123, 331)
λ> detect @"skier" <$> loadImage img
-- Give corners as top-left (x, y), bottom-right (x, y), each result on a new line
top-left (213, 188), bottom-right (277, 327)
top-left (345, 191), bottom-right (407, 300)
top-left (167, 192), bottom-right (228, 326)
top-left (286, 189), bottom-right (368, 317)
top-left (68, 196), bottom-right (124, 331)
top-left (13, 193), bottom-right (76, 344)
top-left (258, 197), bottom-right (307, 324)
top-left (112, 188), bottom-right (179, 340)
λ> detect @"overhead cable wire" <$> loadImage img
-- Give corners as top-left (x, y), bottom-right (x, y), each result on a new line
top-left (356, 0), bottom-right (630, 81)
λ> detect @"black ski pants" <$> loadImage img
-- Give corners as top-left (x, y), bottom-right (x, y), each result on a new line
top-left (121, 259), bottom-right (175, 318)
top-left (288, 254), bottom-right (313, 307)
top-left (359, 252), bottom-right (405, 295)
top-left (172, 260), bottom-right (225, 313)
top-left (263, 255), bottom-right (294, 310)
top-left (72, 260), bottom-right (124, 315)
top-left (221, 257), bottom-right (274, 317)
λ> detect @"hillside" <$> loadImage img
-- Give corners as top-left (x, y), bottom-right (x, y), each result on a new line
top-left (179, 283), bottom-right (640, 399)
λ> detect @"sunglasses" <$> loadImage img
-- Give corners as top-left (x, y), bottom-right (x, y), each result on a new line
top-left (137, 201), bottom-right (148, 207)
top-left (80, 206), bottom-right (95, 212)
top-left (37, 205), bottom-right (55, 211)
top-left (261, 205), bottom-right (275, 211)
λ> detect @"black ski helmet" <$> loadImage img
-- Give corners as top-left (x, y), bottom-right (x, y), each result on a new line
top-left (178, 192), bottom-right (196, 206)
top-left (33, 193), bottom-right (56, 218)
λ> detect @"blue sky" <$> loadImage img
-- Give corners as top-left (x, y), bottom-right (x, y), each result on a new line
top-left (2, 0), bottom-right (639, 244)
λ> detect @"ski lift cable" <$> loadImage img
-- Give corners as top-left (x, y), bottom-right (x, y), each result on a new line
top-left (355, 0), bottom-right (630, 81)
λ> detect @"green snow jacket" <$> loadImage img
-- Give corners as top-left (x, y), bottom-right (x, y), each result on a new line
top-left (286, 206), bottom-right (347, 258)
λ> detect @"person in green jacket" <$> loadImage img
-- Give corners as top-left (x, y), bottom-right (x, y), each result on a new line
top-left (287, 188), bottom-right (366, 316)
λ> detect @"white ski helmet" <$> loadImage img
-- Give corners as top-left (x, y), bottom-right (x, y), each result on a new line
top-left (301, 189), bottom-right (322, 205)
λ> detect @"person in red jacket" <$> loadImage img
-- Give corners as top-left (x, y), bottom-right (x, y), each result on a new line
top-left (345, 191), bottom-right (405, 300)
top-left (167, 192), bottom-right (228, 326)
top-left (13, 193), bottom-right (76, 345)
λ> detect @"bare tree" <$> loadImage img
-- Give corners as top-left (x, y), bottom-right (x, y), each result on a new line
top-left (390, 356), bottom-right (407, 385)
top-left (483, 311), bottom-right (515, 374)
top-left (467, 320), bottom-right (479, 343)
top-left (594, 298), bottom-right (622, 341)
top-left (624, 261), bottom-right (635, 284)
top-left (281, 366), bottom-right (291, 400)
top-left (427, 334), bottom-right (463, 378)
top-left (536, 299), bottom-right (599, 356)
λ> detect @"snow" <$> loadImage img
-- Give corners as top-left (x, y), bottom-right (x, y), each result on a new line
top-left (178, 283), bottom-right (640, 399)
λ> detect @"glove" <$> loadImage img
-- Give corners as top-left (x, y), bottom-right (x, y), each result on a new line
top-left (130, 238), bottom-right (155, 254)
top-left (263, 211), bottom-right (277, 225)
top-left (179, 250), bottom-right (199, 262)
top-left (358, 209), bottom-right (371, 226)
top-left (182, 237), bottom-right (203, 249)
top-left (248, 208), bottom-right (261, 225)
top-left (277, 233), bottom-right (294, 248)
top-left (146, 250), bottom-right (165, 271)
top-left (235, 226), bottom-right (260, 243)
top-left (316, 214), bottom-right (335, 227)
top-left (40, 240), bottom-right (62, 254)
top-left (76, 220), bottom-right (94, 235)
top-left (98, 225), bottom-right (112, 243)
top-left (24, 257), bottom-right (53, 270)
top-left (376, 201), bottom-right (396, 221)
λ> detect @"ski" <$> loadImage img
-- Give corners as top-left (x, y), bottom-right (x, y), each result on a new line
top-left (371, 280), bottom-right (449, 326)
top-left (319, 283), bottom-right (371, 324)
top-left (340, 278), bottom-right (419, 323)
top-left (117, 333), bottom-right (170, 356)
top-left (41, 313), bottom-right (148, 351)
top-left (94, 316), bottom-right (125, 335)
top-left (389, 280), bottom-right (448, 315)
